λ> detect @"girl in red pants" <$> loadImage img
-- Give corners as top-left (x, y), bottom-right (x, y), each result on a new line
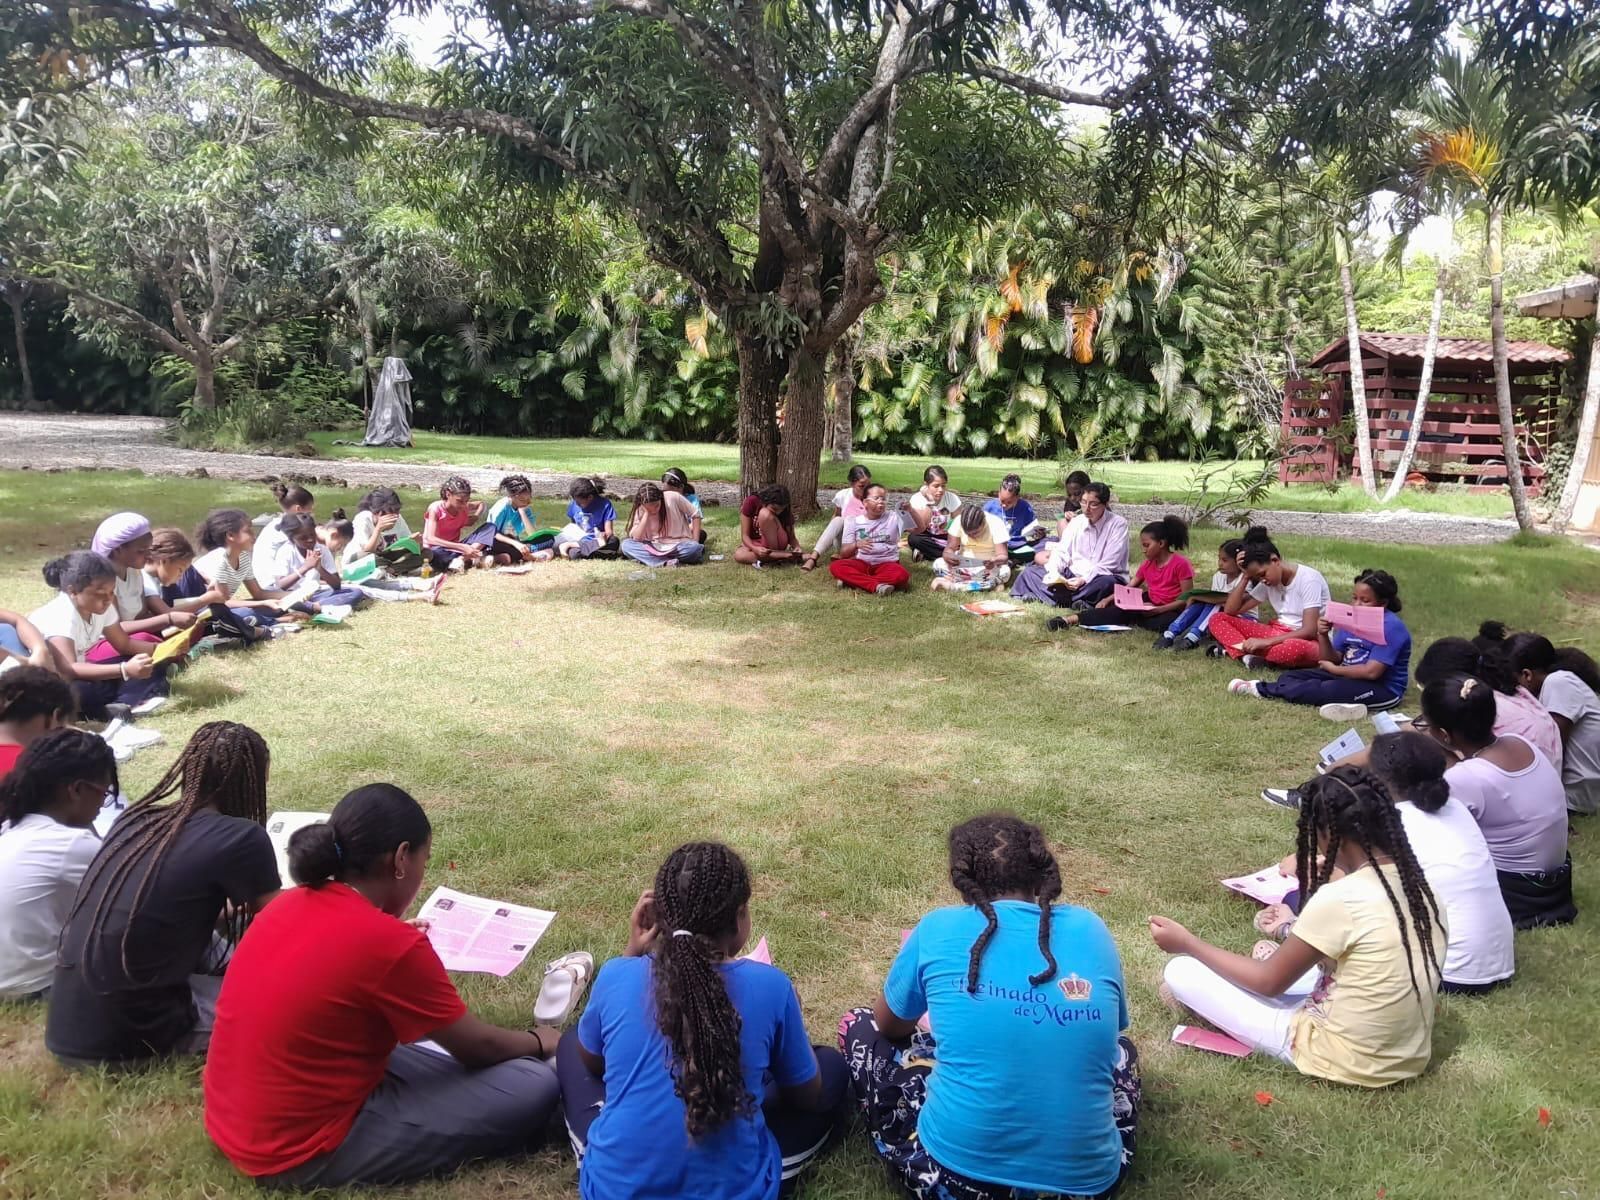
top-left (1208, 528), bottom-right (1330, 669)
top-left (830, 485), bottom-right (913, 595)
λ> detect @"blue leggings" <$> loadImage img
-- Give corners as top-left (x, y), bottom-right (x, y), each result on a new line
top-left (0, 623), bottom-right (26, 658)
top-left (1162, 602), bottom-right (1220, 641)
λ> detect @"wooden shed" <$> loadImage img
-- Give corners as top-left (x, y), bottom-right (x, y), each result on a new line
top-left (1279, 334), bottom-right (1571, 492)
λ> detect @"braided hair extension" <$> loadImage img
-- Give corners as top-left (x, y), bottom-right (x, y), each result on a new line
top-left (64, 721), bottom-right (270, 983)
top-left (947, 813), bottom-right (1064, 991)
top-left (0, 728), bottom-right (115, 827)
top-left (1294, 766), bottom-right (1442, 1003)
top-left (439, 475), bottom-right (472, 500)
top-left (0, 664), bottom-right (76, 729)
top-left (649, 842), bottom-right (755, 1137)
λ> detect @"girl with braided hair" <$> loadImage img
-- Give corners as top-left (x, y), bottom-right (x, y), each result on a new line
top-left (557, 841), bottom-right (847, 1199)
top-left (0, 729), bottom-right (113, 999)
top-left (45, 721), bottom-right (281, 1068)
top-left (840, 813), bottom-right (1140, 1200)
top-left (1420, 675), bottom-right (1575, 929)
top-left (204, 783), bottom-right (561, 1188)
top-left (487, 474), bottom-right (553, 562)
top-left (0, 664), bottom-right (76, 778)
top-left (1254, 733), bottom-right (1515, 995)
top-left (422, 476), bottom-right (495, 571)
top-left (1153, 765), bottom-right (1447, 1088)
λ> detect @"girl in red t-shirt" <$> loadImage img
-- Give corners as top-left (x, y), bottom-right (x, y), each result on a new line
top-left (204, 784), bottom-right (561, 1187)
top-left (1049, 515), bottom-right (1194, 635)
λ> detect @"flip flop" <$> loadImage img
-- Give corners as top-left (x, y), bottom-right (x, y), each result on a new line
top-left (533, 951), bottom-right (594, 1027)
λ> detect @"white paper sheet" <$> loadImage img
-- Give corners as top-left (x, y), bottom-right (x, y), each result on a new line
top-left (416, 885), bottom-right (556, 976)
top-left (264, 811), bottom-right (329, 887)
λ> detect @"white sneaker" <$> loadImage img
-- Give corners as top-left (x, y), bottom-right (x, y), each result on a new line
top-left (267, 623), bottom-right (303, 638)
top-left (447, 557), bottom-right (467, 573)
top-left (1240, 654), bottom-right (1267, 670)
top-left (875, 583), bottom-right (896, 596)
top-left (1228, 678), bottom-right (1262, 699)
top-left (997, 563), bottom-right (1013, 584)
top-left (129, 696), bottom-right (168, 717)
top-left (1319, 702), bottom-right (1369, 722)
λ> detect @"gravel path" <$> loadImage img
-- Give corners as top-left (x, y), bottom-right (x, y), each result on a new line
top-left (0, 412), bottom-right (1528, 546)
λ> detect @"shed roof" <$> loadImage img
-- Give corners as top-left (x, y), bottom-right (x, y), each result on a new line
top-left (1310, 333), bottom-right (1571, 370)
top-left (1514, 274), bottom-right (1598, 320)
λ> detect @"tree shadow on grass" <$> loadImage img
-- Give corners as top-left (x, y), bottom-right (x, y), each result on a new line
top-left (169, 675), bottom-right (246, 713)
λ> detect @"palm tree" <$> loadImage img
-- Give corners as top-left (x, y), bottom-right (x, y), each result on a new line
top-left (1418, 53), bottom-right (1539, 530)
top-left (1380, 127), bottom-right (1494, 501)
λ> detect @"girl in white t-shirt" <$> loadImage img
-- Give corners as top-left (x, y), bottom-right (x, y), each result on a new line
top-left (0, 728), bottom-right (113, 999)
top-left (1209, 526), bottom-right (1329, 670)
top-left (251, 484), bottom-right (316, 587)
top-left (906, 465), bottom-right (962, 563)
top-left (801, 465), bottom-right (873, 571)
top-left (27, 552), bottom-right (170, 719)
top-left (1152, 767), bottom-right (1445, 1088)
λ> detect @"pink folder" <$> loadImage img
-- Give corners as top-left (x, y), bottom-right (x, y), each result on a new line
top-left (742, 936), bottom-right (772, 964)
top-left (1113, 583), bottom-right (1152, 611)
top-left (1172, 1024), bottom-right (1252, 1057)
top-left (1325, 601), bottom-right (1386, 644)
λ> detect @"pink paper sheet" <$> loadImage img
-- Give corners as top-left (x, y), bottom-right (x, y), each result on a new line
top-left (1221, 864), bottom-right (1299, 906)
top-left (417, 885), bottom-right (556, 976)
top-left (1325, 600), bottom-right (1386, 644)
top-left (1172, 1024), bottom-right (1252, 1057)
top-left (742, 936), bottom-right (772, 964)
top-left (1113, 583), bottom-right (1152, 611)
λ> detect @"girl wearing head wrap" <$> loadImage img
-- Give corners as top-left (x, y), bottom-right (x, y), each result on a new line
top-left (84, 513), bottom-right (198, 665)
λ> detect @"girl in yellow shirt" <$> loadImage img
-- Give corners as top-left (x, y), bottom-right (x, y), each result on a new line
top-left (1148, 767), bottom-right (1446, 1088)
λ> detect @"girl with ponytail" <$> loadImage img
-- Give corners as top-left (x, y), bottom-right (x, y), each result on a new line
top-left (1420, 675), bottom-right (1575, 929)
top-left (204, 783), bottom-right (561, 1187)
top-left (0, 729), bottom-right (114, 999)
top-left (841, 814), bottom-right (1140, 1198)
top-left (557, 841), bottom-right (846, 1199)
top-left (1050, 513), bottom-right (1194, 632)
top-left (1154, 766), bottom-right (1446, 1087)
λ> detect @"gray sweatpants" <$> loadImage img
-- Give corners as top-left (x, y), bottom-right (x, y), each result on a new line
top-left (259, 1044), bottom-right (561, 1189)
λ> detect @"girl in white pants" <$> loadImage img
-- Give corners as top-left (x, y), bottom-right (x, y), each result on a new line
top-left (1150, 766), bottom-right (1447, 1088)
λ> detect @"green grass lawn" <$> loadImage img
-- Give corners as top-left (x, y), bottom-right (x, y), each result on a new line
top-left (1, 469), bottom-right (1595, 1200)
top-left (305, 431), bottom-right (1520, 519)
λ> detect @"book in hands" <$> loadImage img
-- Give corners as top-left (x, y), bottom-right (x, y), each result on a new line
top-left (1221, 865), bottom-right (1299, 906)
top-left (148, 608), bottom-right (212, 667)
top-left (1178, 588), bottom-right (1230, 604)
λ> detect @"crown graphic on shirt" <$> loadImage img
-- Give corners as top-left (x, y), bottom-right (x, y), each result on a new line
top-left (1057, 974), bottom-right (1092, 1002)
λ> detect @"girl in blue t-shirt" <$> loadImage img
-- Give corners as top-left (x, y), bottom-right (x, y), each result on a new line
top-left (840, 813), bottom-right (1140, 1200)
top-left (1228, 569), bottom-right (1412, 719)
top-left (554, 477), bottom-right (619, 560)
top-left (555, 842), bottom-right (847, 1200)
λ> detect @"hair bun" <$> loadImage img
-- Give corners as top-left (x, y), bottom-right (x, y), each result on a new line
top-left (286, 821), bottom-right (339, 887)
top-left (1477, 620), bottom-right (1508, 642)
top-left (1244, 524), bottom-right (1270, 542)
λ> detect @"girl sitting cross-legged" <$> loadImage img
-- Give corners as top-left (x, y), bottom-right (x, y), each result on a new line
top-left (661, 468), bottom-right (708, 544)
top-left (1048, 515), bottom-right (1194, 635)
top-left (45, 721), bottom-right (281, 1069)
top-left (829, 484), bottom-right (914, 596)
top-left (1226, 568), bottom-right (1411, 719)
top-left (931, 503), bottom-right (1012, 592)
top-left (557, 841), bottom-right (848, 1200)
top-left (28, 552), bottom-right (171, 719)
top-left (621, 482), bottom-right (704, 567)
top-left (839, 813), bottom-right (1140, 1200)
top-left (264, 514), bottom-right (367, 612)
top-left (555, 476), bottom-right (619, 560)
top-left (423, 476), bottom-right (496, 572)
top-left (1152, 766), bottom-right (1446, 1088)
top-left (1009, 481), bottom-right (1129, 609)
top-left (204, 784), bottom-right (561, 1188)
top-left (1206, 527), bottom-right (1330, 670)
top-left (1419, 675), bottom-right (1575, 929)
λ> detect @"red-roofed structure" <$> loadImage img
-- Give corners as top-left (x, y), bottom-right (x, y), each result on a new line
top-left (1280, 334), bottom-right (1571, 493)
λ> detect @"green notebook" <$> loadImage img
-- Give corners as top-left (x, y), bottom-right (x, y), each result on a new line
top-left (388, 535), bottom-right (421, 554)
top-left (520, 527), bottom-right (560, 544)
top-left (1179, 588), bottom-right (1230, 604)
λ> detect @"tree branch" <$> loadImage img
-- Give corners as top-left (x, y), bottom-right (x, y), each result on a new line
top-left (964, 63), bottom-right (1134, 110)
top-left (33, 277), bottom-right (191, 359)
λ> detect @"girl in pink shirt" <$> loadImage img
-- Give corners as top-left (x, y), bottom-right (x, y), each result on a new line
top-left (1049, 515), bottom-right (1193, 635)
top-left (422, 477), bottom-right (494, 572)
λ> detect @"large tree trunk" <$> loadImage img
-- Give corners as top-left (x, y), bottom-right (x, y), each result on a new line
top-left (777, 349), bottom-right (825, 517)
top-left (736, 333), bottom-right (785, 497)
top-left (1334, 229), bottom-right (1377, 496)
top-left (1487, 205), bottom-right (1535, 532)
top-left (3, 285), bottom-right (34, 408)
top-left (828, 331), bottom-right (857, 462)
top-left (192, 351), bottom-right (218, 411)
top-left (1380, 266), bottom-right (1445, 502)
top-left (1553, 325), bottom-right (1600, 532)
